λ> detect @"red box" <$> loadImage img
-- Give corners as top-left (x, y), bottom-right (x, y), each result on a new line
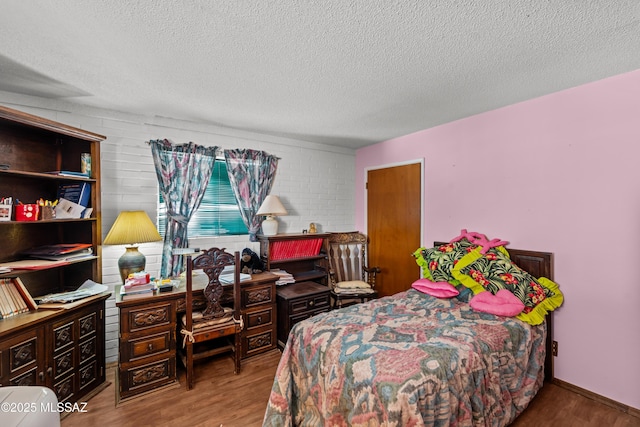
top-left (15, 204), bottom-right (39, 221)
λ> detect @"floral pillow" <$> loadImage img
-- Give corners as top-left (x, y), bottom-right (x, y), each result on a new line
top-left (413, 239), bottom-right (477, 283)
top-left (451, 246), bottom-right (563, 325)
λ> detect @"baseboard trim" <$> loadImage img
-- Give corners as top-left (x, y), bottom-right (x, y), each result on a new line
top-left (553, 378), bottom-right (639, 419)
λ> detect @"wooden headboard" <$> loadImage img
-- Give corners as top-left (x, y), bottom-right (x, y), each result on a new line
top-left (434, 242), bottom-right (554, 382)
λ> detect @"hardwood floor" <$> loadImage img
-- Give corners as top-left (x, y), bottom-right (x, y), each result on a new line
top-left (62, 350), bottom-right (639, 427)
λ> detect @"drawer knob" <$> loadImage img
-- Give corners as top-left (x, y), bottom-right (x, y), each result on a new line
top-left (309, 300), bottom-right (314, 307)
top-left (148, 343), bottom-right (153, 351)
top-left (257, 316), bottom-right (262, 324)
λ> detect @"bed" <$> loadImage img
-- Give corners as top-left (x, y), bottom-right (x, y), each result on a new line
top-left (263, 235), bottom-right (563, 426)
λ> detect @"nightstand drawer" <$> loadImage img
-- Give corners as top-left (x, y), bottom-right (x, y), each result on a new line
top-left (127, 331), bottom-right (173, 361)
top-left (289, 293), bottom-right (330, 314)
top-left (290, 307), bottom-right (330, 327)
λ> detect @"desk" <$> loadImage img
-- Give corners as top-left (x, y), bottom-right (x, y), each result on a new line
top-left (115, 272), bottom-right (277, 403)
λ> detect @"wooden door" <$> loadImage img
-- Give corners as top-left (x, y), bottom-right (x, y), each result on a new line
top-left (367, 162), bottom-right (422, 297)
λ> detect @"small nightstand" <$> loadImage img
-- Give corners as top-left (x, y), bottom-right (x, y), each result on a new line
top-left (276, 281), bottom-right (331, 348)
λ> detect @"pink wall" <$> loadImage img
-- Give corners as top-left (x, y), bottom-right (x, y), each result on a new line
top-left (355, 69), bottom-right (640, 409)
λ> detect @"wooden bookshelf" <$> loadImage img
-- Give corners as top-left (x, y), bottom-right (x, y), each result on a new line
top-left (0, 105), bottom-right (108, 405)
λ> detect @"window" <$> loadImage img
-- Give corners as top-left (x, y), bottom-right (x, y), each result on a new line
top-left (158, 159), bottom-right (248, 237)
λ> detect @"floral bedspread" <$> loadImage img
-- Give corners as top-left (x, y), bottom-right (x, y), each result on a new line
top-left (263, 289), bottom-right (546, 427)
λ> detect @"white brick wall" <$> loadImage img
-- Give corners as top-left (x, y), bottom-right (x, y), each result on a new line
top-left (0, 92), bottom-right (356, 363)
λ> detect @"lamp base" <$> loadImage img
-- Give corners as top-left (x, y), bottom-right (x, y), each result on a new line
top-left (118, 246), bottom-right (146, 283)
top-left (261, 215), bottom-right (279, 236)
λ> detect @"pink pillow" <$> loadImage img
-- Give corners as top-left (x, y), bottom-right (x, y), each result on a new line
top-left (470, 289), bottom-right (525, 316)
top-left (411, 278), bottom-right (459, 298)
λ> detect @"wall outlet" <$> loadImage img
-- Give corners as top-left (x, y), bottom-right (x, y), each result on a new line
top-left (552, 340), bottom-right (558, 357)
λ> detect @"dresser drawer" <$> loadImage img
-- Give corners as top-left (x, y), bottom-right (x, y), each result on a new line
top-left (54, 373), bottom-right (75, 403)
top-left (9, 335), bottom-right (39, 374)
top-left (53, 321), bottom-right (75, 352)
top-left (122, 302), bottom-right (174, 334)
top-left (79, 336), bottom-right (97, 364)
top-left (9, 367), bottom-right (38, 386)
top-left (125, 331), bottom-right (173, 361)
top-left (53, 348), bottom-right (75, 380)
top-left (79, 359), bottom-right (97, 391)
top-left (79, 312), bottom-right (97, 339)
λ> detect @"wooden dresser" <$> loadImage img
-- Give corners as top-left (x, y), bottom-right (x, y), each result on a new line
top-left (115, 272), bottom-right (277, 402)
top-left (0, 295), bottom-right (108, 403)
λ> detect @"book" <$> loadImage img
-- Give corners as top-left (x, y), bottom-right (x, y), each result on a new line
top-left (47, 170), bottom-right (90, 178)
top-left (122, 283), bottom-right (155, 293)
top-left (13, 277), bottom-right (38, 311)
top-left (0, 279), bottom-right (15, 317)
top-left (6, 280), bottom-right (28, 314)
top-left (119, 285), bottom-right (154, 300)
top-left (31, 248), bottom-right (94, 262)
top-left (22, 243), bottom-right (93, 256)
top-left (57, 182), bottom-right (91, 207)
top-left (54, 198), bottom-right (86, 219)
top-left (4, 280), bottom-right (21, 314)
top-left (219, 272), bottom-right (252, 284)
top-left (0, 259), bottom-right (70, 270)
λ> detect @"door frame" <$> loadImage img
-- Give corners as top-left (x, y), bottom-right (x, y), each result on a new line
top-left (363, 158), bottom-right (425, 248)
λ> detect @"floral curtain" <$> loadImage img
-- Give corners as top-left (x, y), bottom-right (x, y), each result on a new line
top-left (224, 149), bottom-right (279, 241)
top-left (150, 139), bottom-right (218, 277)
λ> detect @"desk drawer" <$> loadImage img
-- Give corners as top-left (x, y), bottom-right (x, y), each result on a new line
top-left (242, 325), bottom-right (276, 358)
top-left (246, 306), bottom-right (274, 329)
top-left (122, 302), bottom-right (174, 334)
top-left (126, 331), bottom-right (173, 361)
top-left (120, 356), bottom-right (176, 399)
top-left (242, 283), bottom-right (274, 308)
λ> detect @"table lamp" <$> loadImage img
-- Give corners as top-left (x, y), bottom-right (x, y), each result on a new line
top-left (103, 210), bottom-right (162, 283)
top-left (256, 195), bottom-right (288, 236)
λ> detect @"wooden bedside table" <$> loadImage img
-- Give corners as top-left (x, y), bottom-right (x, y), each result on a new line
top-left (276, 281), bottom-right (331, 348)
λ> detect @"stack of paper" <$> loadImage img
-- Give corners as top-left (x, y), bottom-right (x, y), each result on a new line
top-left (270, 269), bottom-right (295, 286)
top-left (22, 243), bottom-right (94, 262)
top-left (35, 280), bottom-right (108, 304)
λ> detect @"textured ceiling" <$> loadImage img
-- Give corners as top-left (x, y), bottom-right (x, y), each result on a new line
top-left (1, 1), bottom-right (638, 148)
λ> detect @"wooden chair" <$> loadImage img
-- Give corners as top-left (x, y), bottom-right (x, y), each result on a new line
top-left (180, 248), bottom-right (242, 390)
top-left (326, 232), bottom-right (380, 309)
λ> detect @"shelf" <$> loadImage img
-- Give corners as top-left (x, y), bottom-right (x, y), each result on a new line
top-left (269, 254), bottom-right (326, 265)
top-left (0, 256), bottom-right (99, 279)
top-left (291, 270), bottom-right (328, 283)
top-left (0, 169), bottom-right (95, 182)
top-left (0, 217), bottom-right (97, 226)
